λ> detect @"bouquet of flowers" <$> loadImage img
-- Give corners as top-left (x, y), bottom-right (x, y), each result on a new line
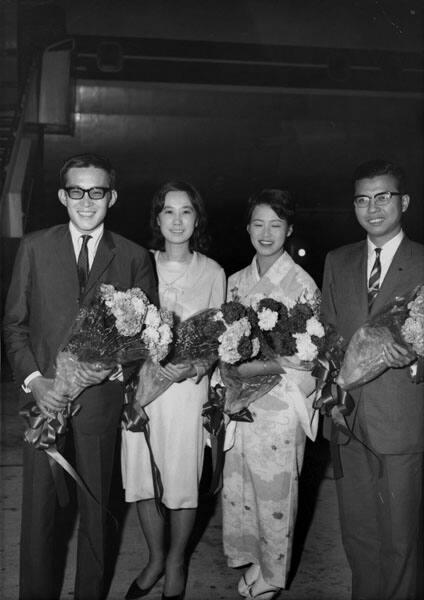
top-left (125, 300), bottom-right (261, 430)
top-left (22, 283), bottom-right (173, 452)
top-left (206, 289), bottom-right (325, 421)
top-left (254, 289), bottom-right (325, 362)
top-left (336, 285), bottom-right (424, 390)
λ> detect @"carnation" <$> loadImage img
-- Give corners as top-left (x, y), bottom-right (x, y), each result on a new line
top-left (293, 332), bottom-right (318, 361)
top-left (144, 305), bottom-right (161, 329)
top-left (306, 316), bottom-right (325, 338)
top-left (257, 308), bottom-right (279, 331)
top-left (221, 301), bottom-right (248, 324)
top-left (401, 316), bottom-right (424, 355)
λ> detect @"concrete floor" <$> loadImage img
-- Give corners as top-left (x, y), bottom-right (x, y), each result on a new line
top-left (1, 380), bottom-right (351, 600)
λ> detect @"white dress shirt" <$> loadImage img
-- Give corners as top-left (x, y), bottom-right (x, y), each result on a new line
top-left (367, 229), bottom-right (404, 287)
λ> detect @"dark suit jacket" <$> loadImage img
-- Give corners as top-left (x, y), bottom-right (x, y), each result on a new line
top-left (3, 224), bottom-right (158, 391)
top-left (321, 235), bottom-right (424, 454)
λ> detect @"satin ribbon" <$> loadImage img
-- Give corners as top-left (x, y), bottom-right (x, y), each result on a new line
top-left (19, 402), bottom-right (100, 504)
top-left (311, 356), bottom-right (383, 478)
top-left (122, 386), bottom-right (164, 514)
top-left (20, 402), bottom-right (120, 519)
top-left (202, 385), bottom-right (253, 495)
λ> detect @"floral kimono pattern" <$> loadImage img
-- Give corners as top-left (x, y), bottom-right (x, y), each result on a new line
top-left (222, 251), bottom-right (319, 588)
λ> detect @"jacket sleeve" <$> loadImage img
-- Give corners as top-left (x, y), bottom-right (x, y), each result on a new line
top-left (3, 237), bottom-right (40, 383)
top-left (321, 252), bottom-right (338, 334)
top-left (132, 249), bottom-right (158, 307)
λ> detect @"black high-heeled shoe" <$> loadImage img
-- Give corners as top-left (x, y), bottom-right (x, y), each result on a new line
top-left (125, 572), bottom-right (164, 599)
top-left (161, 592), bottom-right (185, 600)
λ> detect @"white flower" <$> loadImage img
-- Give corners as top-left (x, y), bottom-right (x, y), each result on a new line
top-left (306, 316), bottom-right (325, 338)
top-left (144, 304), bottom-right (161, 328)
top-left (218, 316), bottom-right (251, 364)
top-left (257, 308), bottom-right (278, 331)
top-left (293, 332), bottom-right (318, 361)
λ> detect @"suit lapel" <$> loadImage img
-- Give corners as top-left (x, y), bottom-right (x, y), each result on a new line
top-left (351, 241), bottom-right (368, 320)
top-left (83, 230), bottom-right (117, 297)
top-left (53, 226), bottom-right (80, 293)
top-left (370, 236), bottom-right (412, 315)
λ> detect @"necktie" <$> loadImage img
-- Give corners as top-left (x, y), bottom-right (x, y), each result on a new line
top-left (368, 247), bottom-right (382, 308)
top-left (77, 235), bottom-right (91, 294)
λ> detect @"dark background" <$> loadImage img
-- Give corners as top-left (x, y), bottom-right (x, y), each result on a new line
top-left (5, 0), bottom-right (424, 285)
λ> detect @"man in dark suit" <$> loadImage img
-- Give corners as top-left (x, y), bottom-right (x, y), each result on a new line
top-left (3, 153), bottom-right (157, 600)
top-left (321, 159), bottom-right (424, 600)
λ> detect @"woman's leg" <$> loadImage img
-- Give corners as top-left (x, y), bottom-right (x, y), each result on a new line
top-left (163, 508), bottom-right (196, 595)
top-left (134, 499), bottom-right (166, 587)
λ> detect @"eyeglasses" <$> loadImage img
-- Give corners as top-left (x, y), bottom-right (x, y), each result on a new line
top-left (64, 186), bottom-right (111, 200)
top-left (353, 191), bottom-right (402, 208)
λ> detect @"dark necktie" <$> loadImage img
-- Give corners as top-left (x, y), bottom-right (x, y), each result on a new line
top-left (77, 234), bottom-right (91, 293)
top-left (368, 247), bottom-right (382, 308)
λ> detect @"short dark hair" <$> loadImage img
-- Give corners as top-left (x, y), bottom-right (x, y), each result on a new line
top-left (246, 188), bottom-right (295, 226)
top-left (353, 159), bottom-right (407, 192)
top-left (59, 153), bottom-right (116, 188)
top-left (149, 180), bottom-right (210, 253)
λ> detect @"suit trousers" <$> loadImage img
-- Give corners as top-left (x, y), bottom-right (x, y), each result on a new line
top-left (19, 382), bottom-right (123, 600)
top-left (335, 435), bottom-right (423, 600)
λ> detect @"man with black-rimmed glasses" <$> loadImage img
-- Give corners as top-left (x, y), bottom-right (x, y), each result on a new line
top-left (3, 153), bottom-right (157, 600)
top-left (321, 159), bottom-right (424, 600)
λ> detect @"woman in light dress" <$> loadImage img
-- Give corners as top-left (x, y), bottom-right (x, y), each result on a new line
top-left (122, 181), bottom-right (226, 600)
top-left (222, 189), bottom-right (319, 600)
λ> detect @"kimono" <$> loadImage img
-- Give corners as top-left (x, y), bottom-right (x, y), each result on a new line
top-left (122, 251), bottom-right (226, 508)
top-left (222, 251), bottom-right (318, 588)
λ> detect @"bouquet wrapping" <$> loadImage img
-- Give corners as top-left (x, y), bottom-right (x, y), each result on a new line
top-left (22, 283), bottom-right (173, 451)
top-left (336, 285), bottom-right (424, 390)
top-left (126, 301), bottom-right (262, 429)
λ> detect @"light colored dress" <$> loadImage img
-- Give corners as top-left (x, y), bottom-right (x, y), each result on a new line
top-left (122, 251), bottom-right (226, 508)
top-left (222, 251), bottom-right (318, 588)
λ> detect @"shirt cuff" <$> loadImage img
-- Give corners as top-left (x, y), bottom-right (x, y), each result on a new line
top-left (22, 371), bottom-right (42, 393)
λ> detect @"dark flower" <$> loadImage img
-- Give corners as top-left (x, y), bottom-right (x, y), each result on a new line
top-left (221, 300), bottom-right (248, 324)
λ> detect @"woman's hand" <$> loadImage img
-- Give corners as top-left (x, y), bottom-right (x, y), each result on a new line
top-left (159, 362), bottom-right (196, 383)
top-left (382, 342), bottom-right (415, 369)
top-left (276, 355), bottom-right (314, 371)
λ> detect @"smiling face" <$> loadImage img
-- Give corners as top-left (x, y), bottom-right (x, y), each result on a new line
top-left (247, 203), bottom-right (292, 261)
top-left (354, 174), bottom-right (409, 246)
top-left (157, 190), bottom-right (197, 248)
top-left (58, 166), bottom-right (117, 233)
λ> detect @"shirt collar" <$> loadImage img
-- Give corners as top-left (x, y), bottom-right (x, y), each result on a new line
top-left (69, 221), bottom-right (104, 246)
top-left (367, 229), bottom-right (404, 255)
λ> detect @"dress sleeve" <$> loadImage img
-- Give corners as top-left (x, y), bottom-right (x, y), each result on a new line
top-left (209, 267), bottom-right (227, 308)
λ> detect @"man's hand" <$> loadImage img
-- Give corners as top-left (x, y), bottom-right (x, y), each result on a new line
top-left (74, 363), bottom-right (113, 387)
top-left (29, 376), bottom-right (69, 416)
top-left (382, 343), bottom-right (415, 369)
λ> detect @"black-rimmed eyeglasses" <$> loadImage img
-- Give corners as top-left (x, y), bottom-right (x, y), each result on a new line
top-left (64, 186), bottom-right (111, 200)
top-left (353, 191), bottom-right (402, 208)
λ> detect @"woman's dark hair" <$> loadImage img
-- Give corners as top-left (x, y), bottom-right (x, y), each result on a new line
top-left (59, 153), bottom-right (116, 188)
top-left (149, 180), bottom-right (210, 252)
top-left (353, 159), bottom-right (407, 193)
top-left (246, 189), bottom-right (295, 226)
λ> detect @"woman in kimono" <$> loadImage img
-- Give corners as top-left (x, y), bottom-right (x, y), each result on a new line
top-left (122, 181), bottom-right (226, 600)
top-left (222, 189), bottom-right (319, 600)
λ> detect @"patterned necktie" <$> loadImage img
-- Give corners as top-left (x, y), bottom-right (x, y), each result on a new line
top-left (77, 235), bottom-right (91, 293)
top-left (368, 247), bottom-right (382, 308)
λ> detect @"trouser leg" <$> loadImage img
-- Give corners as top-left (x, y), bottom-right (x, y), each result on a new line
top-left (19, 444), bottom-right (59, 600)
